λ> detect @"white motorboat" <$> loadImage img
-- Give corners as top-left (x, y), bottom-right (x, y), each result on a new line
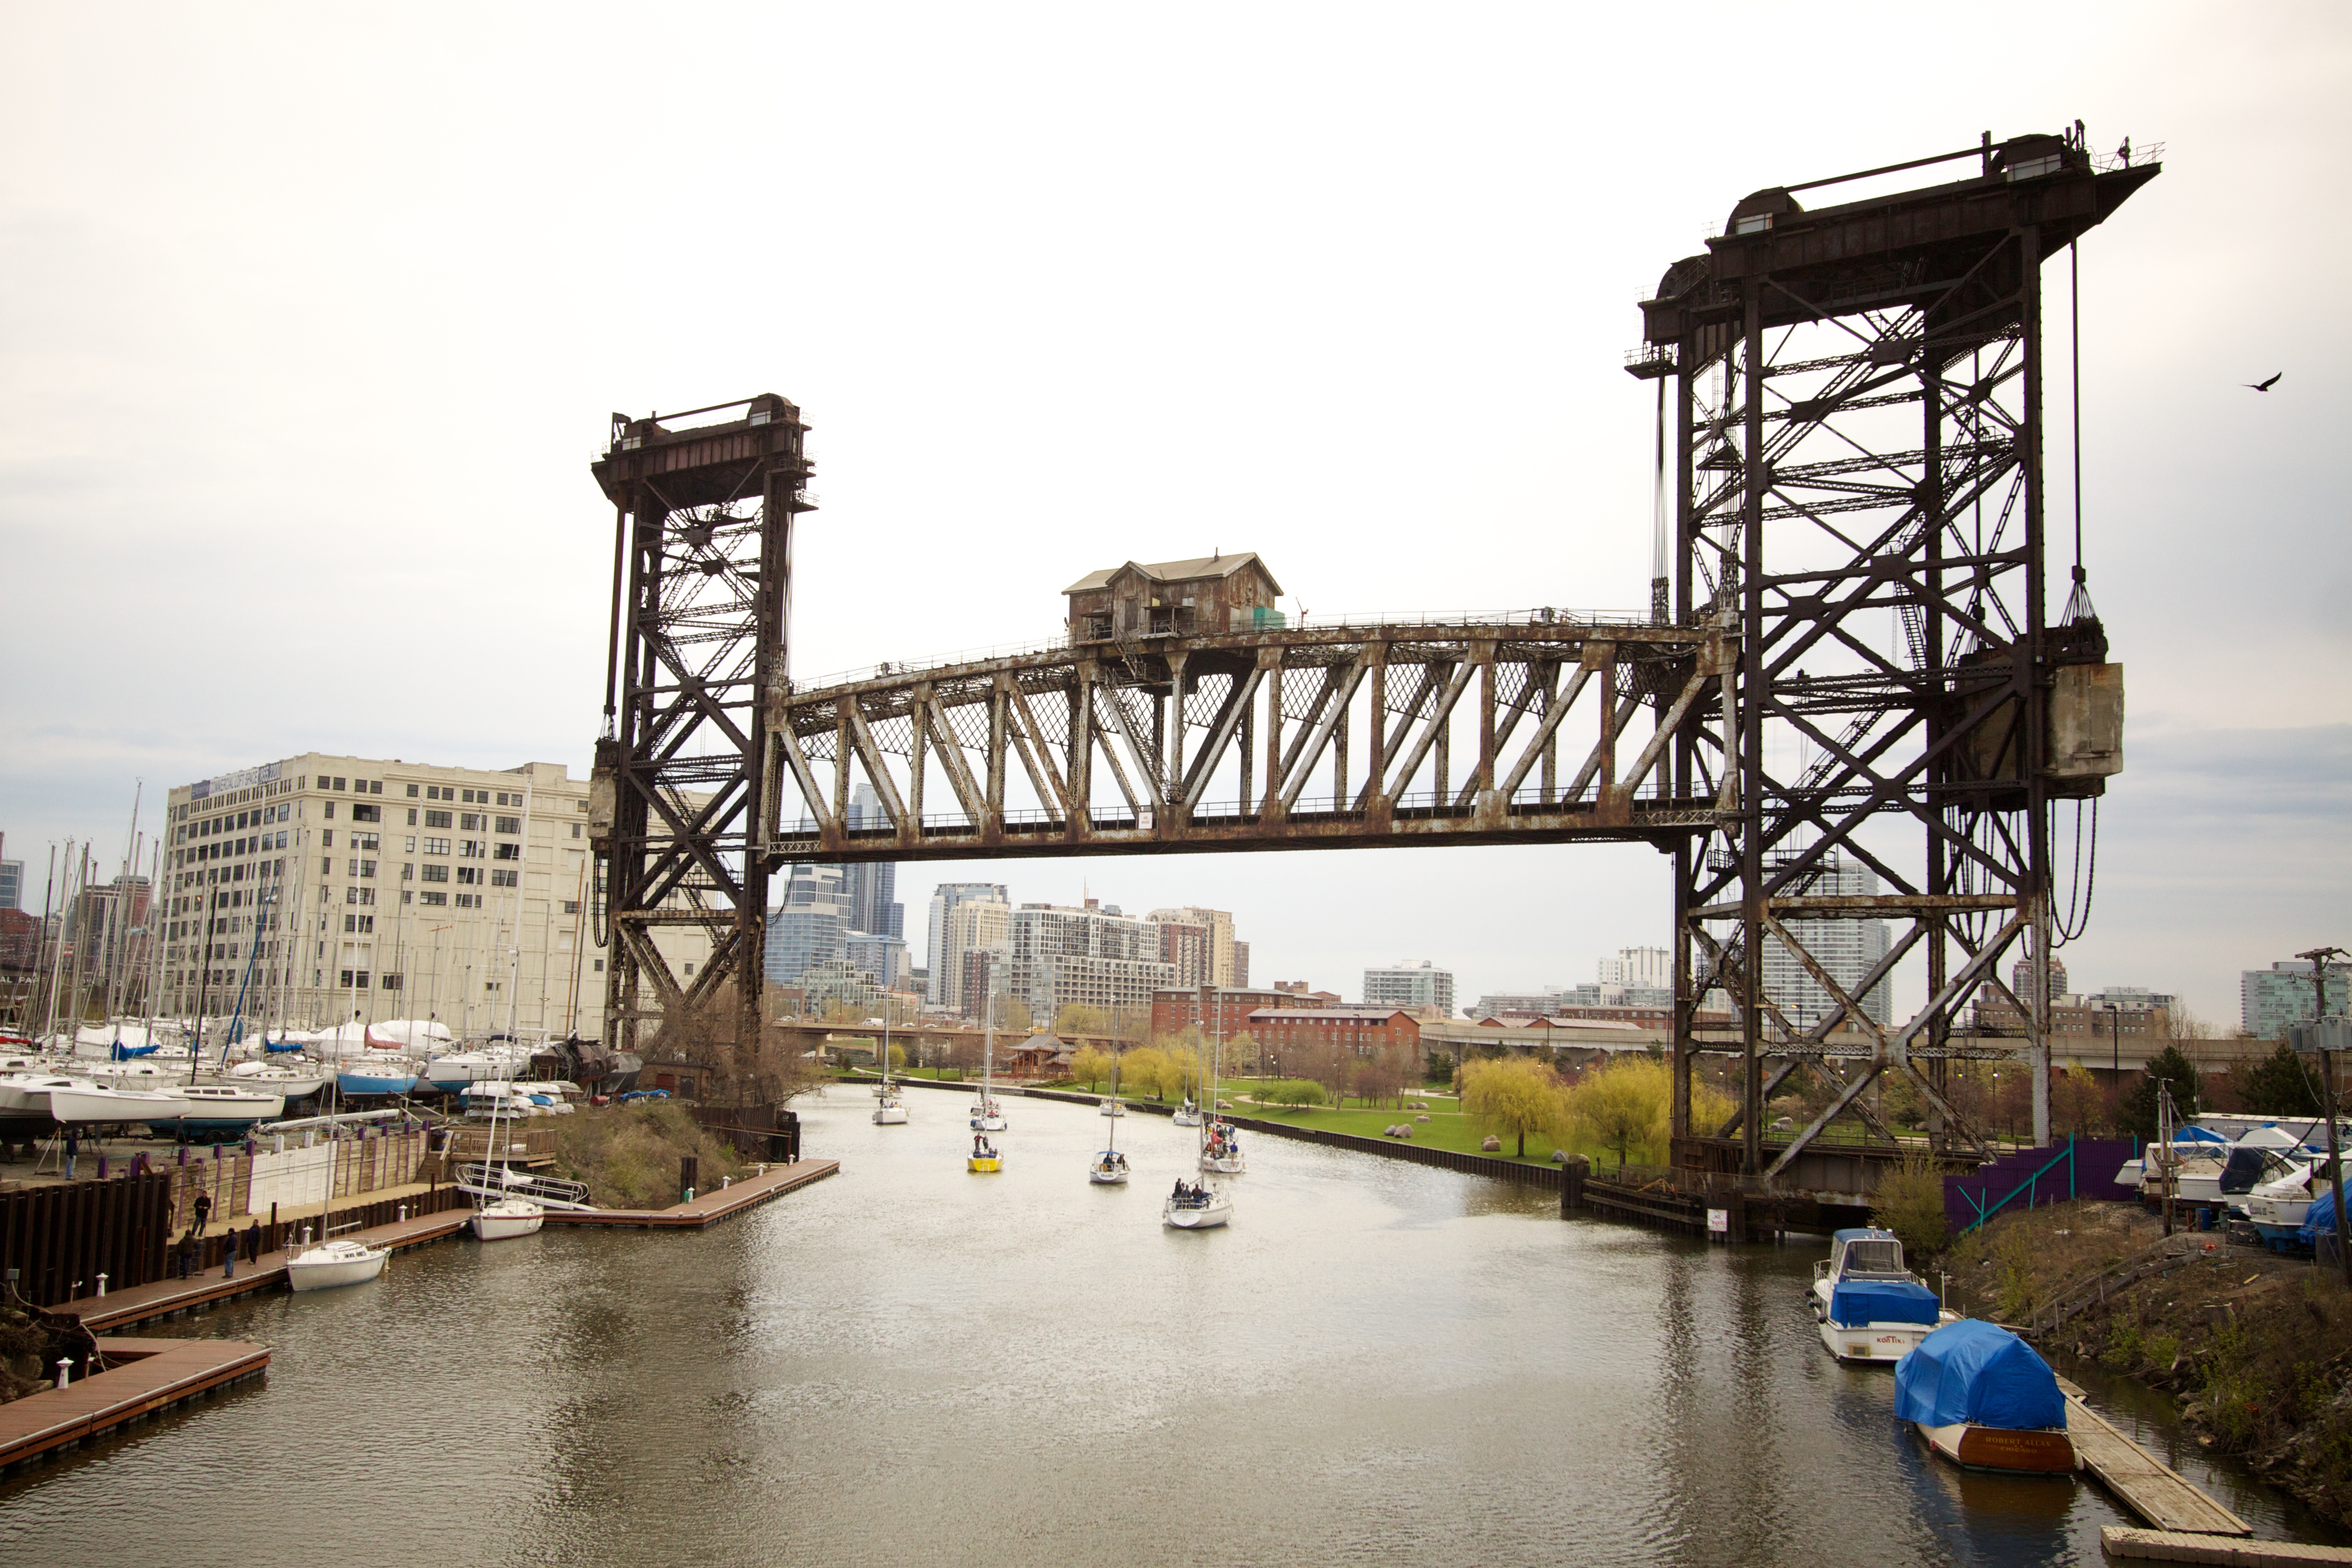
top-left (286, 1238), bottom-right (390, 1291)
top-left (1172, 1099), bottom-right (1202, 1128)
top-left (1090, 1148), bottom-right (1130, 1185)
top-left (873, 1091), bottom-right (909, 1125)
top-left (1810, 1227), bottom-right (1956, 1363)
top-left (1162, 1179), bottom-right (1231, 1229)
top-left (471, 1197), bottom-right (545, 1241)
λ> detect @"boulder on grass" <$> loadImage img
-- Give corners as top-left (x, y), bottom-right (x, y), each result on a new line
top-left (1480, 1135), bottom-right (1502, 1153)
top-left (1415, 1114), bottom-right (1432, 1123)
top-left (1395, 1124), bottom-right (1413, 1138)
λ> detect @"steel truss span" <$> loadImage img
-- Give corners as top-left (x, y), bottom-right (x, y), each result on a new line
top-left (765, 620), bottom-right (1729, 863)
top-left (588, 395), bottom-right (813, 1058)
top-left (1645, 130), bottom-right (2155, 1179)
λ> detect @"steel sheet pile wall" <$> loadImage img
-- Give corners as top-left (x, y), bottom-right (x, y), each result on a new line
top-left (0, 1170), bottom-right (171, 1307)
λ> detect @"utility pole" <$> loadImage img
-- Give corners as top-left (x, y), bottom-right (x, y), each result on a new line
top-left (2297, 946), bottom-right (2350, 1290)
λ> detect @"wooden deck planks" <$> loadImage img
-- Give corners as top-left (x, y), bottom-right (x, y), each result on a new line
top-left (65, 1211), bottom-right (472, 1333)
top-left (2057, 1375), bottom-right (2253, 1538)
top-left (539, 1159), bottom-right (837, 1227)
top-left (2101, 1525), bottom-right (2352, 1563)
top-left (0, 1337), bottom-right (269, 1471)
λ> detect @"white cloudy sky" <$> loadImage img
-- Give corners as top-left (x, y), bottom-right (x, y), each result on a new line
top-left (3, 4), bottom-right (2345, 1028)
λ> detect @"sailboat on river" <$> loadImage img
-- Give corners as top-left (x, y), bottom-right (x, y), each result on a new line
top-left (873, 1012), bottom-right (907, 1125)
top-left (1090, 1047), bottom-right (1129, 1185)
top-left (1163, 1032), bottom-right (1232, 1229)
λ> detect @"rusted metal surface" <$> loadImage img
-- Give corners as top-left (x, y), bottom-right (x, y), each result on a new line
top-left (1650, 128), bottom-right (2158, 1180)
top-left (763, 619), bottom-right (1730, 864)
top-left (589, 395), bottom-right (813, 1058)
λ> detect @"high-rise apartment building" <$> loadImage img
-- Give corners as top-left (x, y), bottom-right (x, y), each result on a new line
top-left (844, 930), bottom-right (911, 991)
top-left (1147, 913), bottom-right (1213, 988)
top-left (162, 753), bottom-right (708, 1039)
top-left (1363, 960), bottom-right (1455, 1018)
top-left (2243, 960), bottom-right (2351, 1040)
top-left (1600, 947), bottom-right (1672, 990)
top-left (1010, 900), bottom-right (1174, 1025)
top-left (1147, 907), bottom-right (1238, 987)
top-left (1232, 939), bottom-right (1249, 987)
top-left (0, 852), bottom-right (20, 913)
top-left (2010, 954), bottom-right (2072, 1004)
top-left (926, 882), bottom-right (1008, 1005)
top-left (766, 863), bottom-right (852, 984)
top-left (1756, 853), bottom-right (1891, 1030)
top-left (939, 891), bottom-right (1012, 1015)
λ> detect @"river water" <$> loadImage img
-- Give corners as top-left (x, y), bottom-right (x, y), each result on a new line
top-left (2, 1089), bottom-right (2342, 1567)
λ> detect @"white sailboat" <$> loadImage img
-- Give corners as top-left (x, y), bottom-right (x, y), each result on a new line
top-left (1090, 1047), bottom-right (1129, 1185)
top-left (1198, 1002), bottom-right (1245, 1174)
top-left (873, 1012), bottom-right (908, 1126)
top-left (287, 1129), bottom-right (392, 1290)
top-left (470, 937), bottom-right (544, 1242)
top-left (970, 983), bottom-right (1007, 1133)
top-left (1164, 1032), bottom-right (1232, 1228)
top-left (286, 1237), bottom-right (390, 1291)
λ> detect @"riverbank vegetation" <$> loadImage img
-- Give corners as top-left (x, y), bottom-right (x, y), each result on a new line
top-left (545, 1101), bottom-right (747, 1210)
top-left (1947, 1201), bottom-right (2352, 1527)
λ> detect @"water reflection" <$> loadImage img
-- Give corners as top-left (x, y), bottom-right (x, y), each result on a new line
top-left (0, 1089), bottom-right (2340, 1568)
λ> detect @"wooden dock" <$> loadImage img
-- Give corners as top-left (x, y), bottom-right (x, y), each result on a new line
top-left (539, 1159), bottom-right (837, 1227)
top-left (49, 1160), bottom-right (835, 1329)
top-left (2058, 1375), bottom-right (2253, 1538)
top-left (0, 1336), bottom-right (269, 1473)
top-left (2101, 1526), bottom-right (2352, 1563)
top-left (65, 1209), bottom-right (474, 1332)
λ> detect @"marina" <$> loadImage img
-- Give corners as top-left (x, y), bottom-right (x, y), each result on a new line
top-left (0, 1092), bottom-right (2339, 1568)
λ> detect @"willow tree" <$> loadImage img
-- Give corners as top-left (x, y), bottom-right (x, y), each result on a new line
top-left (1461, 1056), bottom-right (1568, 1160)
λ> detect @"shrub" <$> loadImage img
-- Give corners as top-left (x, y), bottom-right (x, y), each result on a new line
top-left (1869, 1154), bottom-right (1950, 1263)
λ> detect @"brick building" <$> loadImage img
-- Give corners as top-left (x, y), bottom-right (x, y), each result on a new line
top-left (1151, 986), bottom-right (1300, 1038)
top-left (1247, 1007), bottom-right (1421, 1058)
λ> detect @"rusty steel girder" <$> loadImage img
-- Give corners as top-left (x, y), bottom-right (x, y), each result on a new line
top-left (1647, 129), bottom-right (2157, 1179)
top-left (588, 395), bottom-right (813, 1059)
top-left (764, 619), bottom-right (1731, 864)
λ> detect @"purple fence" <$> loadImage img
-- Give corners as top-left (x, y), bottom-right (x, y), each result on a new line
top-left (1944, 1136), bottom-right (2139, 1233)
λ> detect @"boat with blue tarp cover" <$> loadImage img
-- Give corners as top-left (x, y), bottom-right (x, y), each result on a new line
top-left (1894, 1319), bottom-right (2076, 1473)
top-left (1809, 1227), bottom-right (1956, 1362)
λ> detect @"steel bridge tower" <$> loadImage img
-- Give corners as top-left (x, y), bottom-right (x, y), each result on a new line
top-left (588, 396), bottom-right (814, 1058)
top-left (1635, 130), bottom-right (2154, 1181)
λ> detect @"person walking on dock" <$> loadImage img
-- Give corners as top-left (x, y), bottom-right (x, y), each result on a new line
top-left (192, 1191), bottom-right (213, 1232)
top-left (245, 1222), bottom-right (263, 1264)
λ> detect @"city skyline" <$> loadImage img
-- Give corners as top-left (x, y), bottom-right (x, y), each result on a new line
top-left (4, 11), bottom-right (2345, 1033)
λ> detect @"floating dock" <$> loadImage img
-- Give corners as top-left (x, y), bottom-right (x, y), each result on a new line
top-left (539, 1158), bottom-right (836, 1228)
top-left (63, 1209), bottom-right (473, 1333)
top-left (2058, 1374), bottom-right (2252, 1538)
top-left (0, 1336), bottom-right (269, 1473)
top-left (2101, 1526), bottom-right (2352, 1563)
top-left (57, 1160), bottom-right (837, 1330)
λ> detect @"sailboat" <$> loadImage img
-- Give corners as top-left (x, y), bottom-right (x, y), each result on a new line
top-left (1090, 1048), bottom-right (1130, 1185)
top-left (287, 1128), bottom-right (392, 1290)
top-left (969, 983), bottom-right (1007, 1133)
top-left (873, 1012), bottom-right (908, 1126)
top-left (1198, 1006), bottom-right (1245, 1175)
top-left (1164, 1033), bottom-right (1232, 1228)
top-left (469, 940), bottom-right (543, 1241)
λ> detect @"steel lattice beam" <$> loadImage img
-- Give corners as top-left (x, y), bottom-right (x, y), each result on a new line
top-left (1649, 131), bottom-right (2156, 1179)
top-left (764, 622), bottom-right (1729, 863)
top-left (588, 395), bottom-right (814, 1058)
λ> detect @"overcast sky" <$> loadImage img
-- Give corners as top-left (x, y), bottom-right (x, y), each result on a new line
top-left (3, 4), bottom-right (2345, 1030)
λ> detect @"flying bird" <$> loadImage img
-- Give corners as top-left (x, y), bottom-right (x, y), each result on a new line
top-left (2245, 372), bottom-right (2283, 392)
